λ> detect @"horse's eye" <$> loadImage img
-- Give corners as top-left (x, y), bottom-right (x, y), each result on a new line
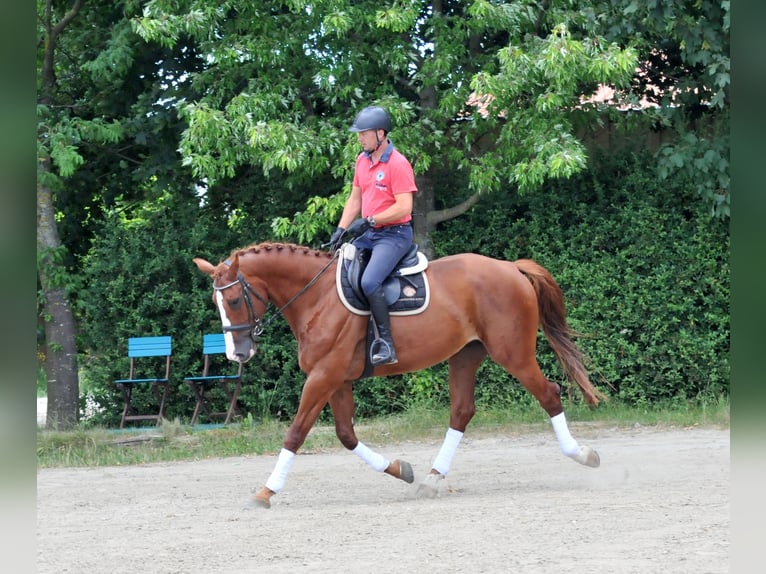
top-left (228, 297), bottom-right (241, 308)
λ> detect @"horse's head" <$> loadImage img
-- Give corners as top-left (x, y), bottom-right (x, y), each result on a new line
top-left (193, 253), bottom-right (266, 364)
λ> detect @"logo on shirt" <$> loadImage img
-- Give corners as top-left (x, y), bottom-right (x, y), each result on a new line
top-left (376, 171), bottom-right (385, 181)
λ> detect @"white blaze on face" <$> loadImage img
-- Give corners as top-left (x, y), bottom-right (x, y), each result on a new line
top-left (215, 290), bottom-right (238, 361)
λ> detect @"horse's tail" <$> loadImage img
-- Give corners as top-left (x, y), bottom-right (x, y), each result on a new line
top-left (514, 259), bottom-right (607, 406)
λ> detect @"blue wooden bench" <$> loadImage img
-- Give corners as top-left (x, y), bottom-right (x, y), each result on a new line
top-left (114, 336), bottom-right (172, 428)
top-left (184, 333), bottom-right (245, 425)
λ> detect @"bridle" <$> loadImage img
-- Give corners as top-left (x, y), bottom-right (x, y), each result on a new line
top-left (213, 252), bottom-right (338, 343)
top-left (214, 272), bottom-right (269, 341)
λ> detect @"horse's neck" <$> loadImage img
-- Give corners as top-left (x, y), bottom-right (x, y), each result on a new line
top-left (243, 251), bottom-right (329, 310)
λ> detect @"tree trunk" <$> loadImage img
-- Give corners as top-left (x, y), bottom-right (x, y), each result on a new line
top-left (411, 6), bottom-right (485, 260)
top-left (37, 0), bottom-right (86, 430)
top-left (37, 160), bottom-right (79, 430)
top-left (414, 170), bottom-right (485, 260)
top-left (413, 173), bottom-right (436, 259)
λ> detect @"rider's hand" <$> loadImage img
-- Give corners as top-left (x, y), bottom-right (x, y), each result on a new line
top-left (328, 227), bottom-right (345, 251)
top-left (345, 218), bottom-right (371, 238)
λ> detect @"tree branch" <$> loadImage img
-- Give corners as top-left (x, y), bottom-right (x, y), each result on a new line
top-left (427, 189), bottom-right (484, 226)
top-left (42, 0), bottom-right (85, 101)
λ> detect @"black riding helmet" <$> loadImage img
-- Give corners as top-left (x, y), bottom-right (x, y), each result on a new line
top-left (349, 106), bottom-right (392, 133)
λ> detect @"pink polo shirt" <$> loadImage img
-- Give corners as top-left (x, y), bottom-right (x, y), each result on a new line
top-left (353, 141), bottom-right (417, 226)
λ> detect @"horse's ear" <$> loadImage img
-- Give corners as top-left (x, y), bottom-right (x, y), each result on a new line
top-left (193, 258), bottom-right (216, 277)
top-left (228, 253), bottom-right (240, 276)
top-left (216, 254), bottom-right (239, 283)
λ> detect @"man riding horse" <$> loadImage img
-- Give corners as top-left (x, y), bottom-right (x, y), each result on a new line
top-left (329, 106), bottom-right (418, 366)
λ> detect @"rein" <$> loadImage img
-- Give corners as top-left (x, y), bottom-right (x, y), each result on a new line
top-left (215, 251), bottom-right (339, 341)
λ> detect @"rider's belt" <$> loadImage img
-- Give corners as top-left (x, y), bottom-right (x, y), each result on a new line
top-left (373, 222), bottom-right (412, 230)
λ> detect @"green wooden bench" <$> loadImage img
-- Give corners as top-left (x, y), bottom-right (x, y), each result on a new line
top-left (184, 333), bottom-right (245, 425)
top-left (114, 336), bottom-right (172, 429)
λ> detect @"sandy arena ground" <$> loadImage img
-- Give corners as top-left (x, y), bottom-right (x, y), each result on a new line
top-left (37, 424), bottom-right (729, 574)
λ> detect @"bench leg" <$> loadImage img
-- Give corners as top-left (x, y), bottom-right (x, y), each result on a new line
top-left (222, 380), bottom-right (243, 425)
top-left (117, 383), bottom-right (169, 428)
top-left (185, 379), bottom-right (243, 426)
top-left (118, 384), bottom-right (133, 429)
top-left (151, 382), bottom-right (170, 425)
top-left (187, 382), bottom-right (214, 426)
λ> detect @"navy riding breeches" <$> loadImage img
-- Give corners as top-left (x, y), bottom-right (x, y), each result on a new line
top-left (353, 223), bottom-right (413, 296)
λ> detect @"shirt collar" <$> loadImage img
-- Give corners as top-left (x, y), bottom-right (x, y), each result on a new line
top-left (364, 139), bottom-right (394, 163)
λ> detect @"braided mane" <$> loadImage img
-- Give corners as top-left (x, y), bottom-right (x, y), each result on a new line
top-left (229, 242), bottom-right (333, 262)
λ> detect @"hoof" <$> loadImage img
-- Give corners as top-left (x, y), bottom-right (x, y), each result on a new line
top-left (247, 487), bottom-right (274, 509)
top-left (250, 496), bottom-right (271, 509)
top-left (415, 472), bottom-right (443, 498)
top-left (571, 446), bottom-right (600, 468)
top-left (396, 459), bottom-right (415, 484)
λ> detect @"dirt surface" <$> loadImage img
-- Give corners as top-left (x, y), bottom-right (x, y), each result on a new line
top-left (37, 425), bottom-right (729, 574)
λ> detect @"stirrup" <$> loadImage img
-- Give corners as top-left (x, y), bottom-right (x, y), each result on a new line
top-left (371, 338), bottom-right (398, 366)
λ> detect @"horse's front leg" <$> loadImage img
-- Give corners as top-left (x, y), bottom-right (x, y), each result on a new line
top-left (329, 382), bottom-right (414, 484)
top-left (417, 342), bottom-right (486, 498)
top-left (250, 376), bottom-right (333, 509)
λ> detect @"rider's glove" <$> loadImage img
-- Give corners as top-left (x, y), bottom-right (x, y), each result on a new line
top-left (345, 217), bottom-right (371, 238)
top-left (328, 227), bottom-right (346, 251)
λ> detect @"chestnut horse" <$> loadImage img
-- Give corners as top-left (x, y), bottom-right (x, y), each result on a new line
top-left (193, 242), bottom-right (605, 508)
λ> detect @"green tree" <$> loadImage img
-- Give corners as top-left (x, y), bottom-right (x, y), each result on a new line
top-left (584, 0), bottom-right (730, 217)
top-left (133, 0), bottom-right (637, 255)
top-left (37, 0), bottom-right (202, 428)
top-left (38, 0), bottom-right (93, 429)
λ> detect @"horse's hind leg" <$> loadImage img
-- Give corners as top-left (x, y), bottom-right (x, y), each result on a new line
top-left (329, 383), bottom-right (414, 485)
top-left (499, 355), bottom-right (600, 469)
top-left (417, 341), bottom-right (487, 498)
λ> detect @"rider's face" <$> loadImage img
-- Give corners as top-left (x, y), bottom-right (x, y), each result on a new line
top-left (357, 129), bottom-right (383, 153)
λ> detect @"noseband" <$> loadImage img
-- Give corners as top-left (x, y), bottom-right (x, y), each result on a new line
top-left (214, 273), bottom-right (268, 342)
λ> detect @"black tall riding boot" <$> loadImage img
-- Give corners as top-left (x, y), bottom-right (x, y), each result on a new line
top-left (367, 287), bottom-right (398, 365)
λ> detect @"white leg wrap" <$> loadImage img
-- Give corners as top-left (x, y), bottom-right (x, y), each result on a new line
top-left (550, 412), bottom-right (580, 457)
top-left (264, 448), bottom-right (296, 493)
top-left (353, 441), bottom-right (390, 472)
top-left (431, 428), bottom-right (464, 476)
